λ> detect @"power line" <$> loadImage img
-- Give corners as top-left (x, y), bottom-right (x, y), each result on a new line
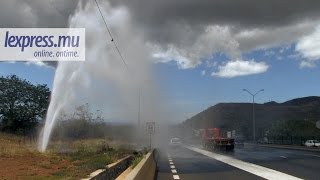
top-left (94, 0), bottom-right (129, 70)
top-left (95, 0), bottom-right (140, 127)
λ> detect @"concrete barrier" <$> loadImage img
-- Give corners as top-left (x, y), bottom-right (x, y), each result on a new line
top-left (82, 155), bottom-right (133, 180)
top-left (125, 150), bottom-right (156, 180)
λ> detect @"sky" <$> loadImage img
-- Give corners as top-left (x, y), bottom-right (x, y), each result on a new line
top-left (1, 0), bottom-right (320, 122)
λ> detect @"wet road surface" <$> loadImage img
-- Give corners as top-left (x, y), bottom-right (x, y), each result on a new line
top-left (155, 145), bottom-right (320, 180)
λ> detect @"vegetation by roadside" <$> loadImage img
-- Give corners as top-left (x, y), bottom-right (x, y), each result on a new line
top-left (0, 132), bottom-right (134, 180)
top-left (131, 153), bottom-right (144, 168)
top-left (0, 75), bottom-right (50, 138)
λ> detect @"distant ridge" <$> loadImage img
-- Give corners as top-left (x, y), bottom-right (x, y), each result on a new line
top-left (183, 96), bottom-right (320, 139)
top-left (282, 96), bottom-right (320, 105)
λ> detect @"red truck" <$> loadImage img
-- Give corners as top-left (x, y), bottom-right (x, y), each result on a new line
top-left (199, 128), bottom-right (234, 151)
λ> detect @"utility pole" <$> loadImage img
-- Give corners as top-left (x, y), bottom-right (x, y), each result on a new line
top-left (146, 122), bottom-right (155, 150)
top-left (243, 89), bottom-right (264, 143)
top-left (138, 92), bottom-right (141, 127)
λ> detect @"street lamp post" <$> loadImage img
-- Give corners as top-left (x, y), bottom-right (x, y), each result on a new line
top-left (243, 89), bottom-right (264, 143)
top-left (138, 92), bottom-right (141, 126)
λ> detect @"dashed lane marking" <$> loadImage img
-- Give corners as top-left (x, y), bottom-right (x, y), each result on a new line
top-left (168, 154), bottom-right (179, 179)
top-left (171, 169), bottom-right (177, 173)
top-left (173, 175), bottom-right (180, 179)
top-left (280, 156), bottom-right (287, 158)
top-left (186, 146), bottom-right (303, 180)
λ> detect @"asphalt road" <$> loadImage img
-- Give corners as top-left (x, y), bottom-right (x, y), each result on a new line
top-left (155, 145), bottom-right (320, 180)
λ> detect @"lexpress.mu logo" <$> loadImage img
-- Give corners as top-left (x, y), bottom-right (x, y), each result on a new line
top-left (0, 28), bottom-right (85, 61)
top-left (4, 31), bottom-right (80, 52)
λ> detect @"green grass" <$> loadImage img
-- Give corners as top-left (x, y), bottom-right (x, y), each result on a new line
top-left (47, 145), bottom-right (130, 179)
top-left (131, 153), bottom-right (144, 168)
top-left (0, 133), bottom-right (133, 180)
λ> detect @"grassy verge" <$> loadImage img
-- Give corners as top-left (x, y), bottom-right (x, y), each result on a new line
top-left (131, 154), bottom-right (144, 168)
top-left (0, 133), bottom-right (134, 180)
top-left (130, 147), bottom-right (149, 169)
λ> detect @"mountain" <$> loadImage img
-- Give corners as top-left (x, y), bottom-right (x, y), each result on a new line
top-left (183, 96), bottom-right (320, 139)
top-left (282, 96), bottom-right (320, 106)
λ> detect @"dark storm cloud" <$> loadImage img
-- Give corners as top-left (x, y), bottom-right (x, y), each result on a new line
top-left (106, 0), bottom-right (320, 54)
top-left (108, 0), bottom-right (320, 72)
top-left (2, 0), bottom-right (319, 49)
top-left (1, 0), bottom-right (319, 70)
top-left (1, 0), bottom-right (320, 45)
top-left (24, 0), bottom-right (81, 27)
top-left (0, 0), bottom-right (91, 28)
top-left (3, 0), bottom-right (320, 31)
top-left (111, 0), bottom-right (320, 28)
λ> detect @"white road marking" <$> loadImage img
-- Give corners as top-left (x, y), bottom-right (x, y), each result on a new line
top-left (186, 146), bottom-right (303, 180)
top-left (280, 156), bottom-right (287, 158)
top-left (173, 175), bottom-right (180, 179)
top-left (303, 154), bottom-right (320, 158)
top-left (168, 155), bottom-right (179, 179)
top-left (171, 169), bottom-right (177, 173)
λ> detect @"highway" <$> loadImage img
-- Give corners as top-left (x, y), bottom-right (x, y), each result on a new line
top-left (155, 145), bottom-right (320, 180)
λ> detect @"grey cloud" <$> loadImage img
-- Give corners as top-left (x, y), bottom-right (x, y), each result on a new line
top-left (0, 0), bottom-right (85, 28)
top-left (112, 0), bottom-right (320, 72)
top-left (2, 0), bottom-right (320, 47)
top-left (112, 0), bottom-right (320, 27)
top-left (0, 0), bottom-right (37, 27)
top-left (235, 20), bottom-right (320, 51)
top-left (5, 1), bottom-right (320, 33)
top-left (109, 1), bottom-right (320, 61)
top-left (1, 0), bottom-right (320, 72)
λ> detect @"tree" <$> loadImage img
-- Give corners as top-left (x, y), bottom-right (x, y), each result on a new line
top-left (0, 75), bottom-right (50, 134)
top-left (269, 119), bottom-right (320, 137)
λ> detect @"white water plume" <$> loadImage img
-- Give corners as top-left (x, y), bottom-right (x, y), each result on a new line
top-left (39, 1), bottom-right (162, 152)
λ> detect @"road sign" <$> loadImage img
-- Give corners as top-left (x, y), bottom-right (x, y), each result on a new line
top-left (146, 122), bottom-right (155, 150)
top-left (146, 122), bottom-right (155, 134)
top-left (316, 121), bottom-right (320, 129)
